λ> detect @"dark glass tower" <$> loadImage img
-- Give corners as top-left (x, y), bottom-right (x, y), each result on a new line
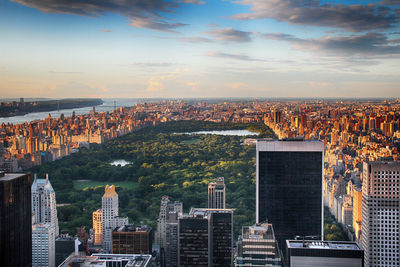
top-left (256, 140), bottom-right (324, 254)
top-left (0, 172), bottom-right (32, 267)
top-left (178, 208), bottom-right (233, 267)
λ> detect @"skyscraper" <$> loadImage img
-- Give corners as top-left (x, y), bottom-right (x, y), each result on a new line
top-left (0, 172), bottom-right (32, 267)
top-left (208, 177), bottom-right (225, 209)
top-left (112, 224), bottom-right (152, 254)
top-left (256, 140), bottom-right (324, 253)
top-left (236, 223), bottom-right (281, 266)
top-left (31, 174), bottom-right (59, 236)
top-left (155, 195), bottom-right (183, 267)
top-left (101, 185), bottom-right (129, 253)
top-left (286, 240), bottom-right (364, 267)
top-left (361, 161), bottom-right (400, 267)
top-left (178, 208), bottom-right (233, 267)
top-left (32, 223), bottom-right (56, 267)
top-left (92, 209), bottom-right (102, 245)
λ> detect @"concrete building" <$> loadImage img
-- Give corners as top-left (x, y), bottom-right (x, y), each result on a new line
top-left (32, 223), bottom-right (56, 267)
top-left (286, 240), bottom-right (364, 267)
top-left (31, 174), bottom-right (59, 236)
top-left (256, 140), bottom-right (324, 254)
top-left (0, 172), bottom-right (32, 267)
top-left (178, 208), bottom-right (233, 267)
top-left (361, 161), bottom-right (400, 267)
top-left (58, 253), bottom-right (152, 267)
top-left (155, 195), bottom-right (183, 267)
top-left (102, 185), bottom-right (129, 253)
top-left (55, 234), bottom-right (75, 267)
top-left (208, 177), bottom-right (226, 209)
top-left (236, 223), bottom-right (281, 266)
top-left (112, 225), bottom-right (152, 254)
top-left (93, 209), bottom-right (102, 245)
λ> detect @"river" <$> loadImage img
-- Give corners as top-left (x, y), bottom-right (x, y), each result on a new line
top-left (0, 98), bottom-right (139, 125)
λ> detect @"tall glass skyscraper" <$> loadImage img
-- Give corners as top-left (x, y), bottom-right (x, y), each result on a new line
top-left (256, 140), bottom-right (324, 253)
top-left (0, 172), bottom-right (32, 267)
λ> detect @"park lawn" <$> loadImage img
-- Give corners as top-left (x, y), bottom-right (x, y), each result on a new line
top-left (73, 180), bottom-right (138, 190)
top-left (181, 138), bottom-right (202, 145)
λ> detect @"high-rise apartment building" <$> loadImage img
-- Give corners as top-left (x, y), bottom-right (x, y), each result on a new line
top-left (155, 195), bottom-right (183, 267)
top-left (256, 140), bottom-right (324, 253)
top-left (208, 177), bottom-right (225, 209)
top-left (31, 174), bottom-right (59, 236)
top-left (286, 240), bottom-right (364, 267)
top-left (361, 161), bottom-right (400, 267)
top-left (32, 223), bottom-right (56, 267)
top-left (236, 223), bottom-right (281, 266)
top-left (178, 208), bottom-right (233, 267)
top-left (101, 185), bottom-right (129, 253)
top-left (112, 224), bottom-right (152, 254)
top-left (92, 209), bottom-right (102, 245)
top-left (0, 172), bottom-right (32, 267)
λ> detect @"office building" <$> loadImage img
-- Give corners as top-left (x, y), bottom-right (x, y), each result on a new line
top-left (178, 208), bottom-right (233, 267)
top-left (32, 223), bottom-right (56, 267)
top-left (155, 195), bottom-right (183, 267)
top-left (102, 185), bottom-right (129, 253)
top-left (208, 177), bottom-right (226, 209)
top-left (93, 209), bottom-right (102, 245)
top-left (236, 223), bottom-right (281, 266)
top-left (58, 253), bottom-right (152, 267)
top-left (361, 161), bottom-right (400, 267)
top-left (112, 224), bottom-right (152, 254)
top-left (256, 140), bottom-right (324, 252)
top-left (0, 172), bottom-right (32, 267)
top-left (55, 234), bottom-right (75, 266)
top-left (286, 240), bottom-right (364, 267)
top-left (31, 174), bottom-right (59, 236)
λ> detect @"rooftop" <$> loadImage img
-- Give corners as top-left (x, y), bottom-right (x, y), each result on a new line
top-left (286, 240), bottom-right (362, 251)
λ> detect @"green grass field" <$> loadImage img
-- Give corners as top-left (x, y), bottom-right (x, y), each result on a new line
top-left (181, 138), bottom-right (202, 145)
top-left (73, 180), bottom-right (138, 190)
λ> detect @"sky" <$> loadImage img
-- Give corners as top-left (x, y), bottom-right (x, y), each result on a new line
top-left (1, 0), bottom-right (400, 98)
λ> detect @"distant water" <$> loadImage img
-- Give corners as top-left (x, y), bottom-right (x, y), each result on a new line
top-left (110, 160), bottom-right (132, 167)
top-left (183, 130), bottom-right (259, 136)
top-left (0, 98), bottom-right (138, 125)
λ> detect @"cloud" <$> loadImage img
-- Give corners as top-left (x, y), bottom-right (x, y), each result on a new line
top-left (263, 32), bottom-right (400, 57)
top-left (131, 62), bottom-right (175, 67)
top-left (231, 0), bottom-right (399, 32)
top-left (12, 0), bottom-right (187, 32)
top-left (204, 27), bottom-right (252, 42)
top-left (130, 17), bottom-right (187, 33)
top-left (182, 0), bottom-right (206, 4)
top-left (206, 51), bottom-right (263, 61)
top-left (146, 77), bottom-right (164, 92)
top-left (100, 29), bottom-right (113, 33)
top-left (48, 71), bottom-right (83, 74)
top-left (176, 36), bottom-right (213, 43)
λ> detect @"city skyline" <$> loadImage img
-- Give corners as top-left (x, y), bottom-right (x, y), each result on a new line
top-left (1, 0), bottom-right (400, 98)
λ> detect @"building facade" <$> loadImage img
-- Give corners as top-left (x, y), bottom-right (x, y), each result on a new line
top-left (361, 161), bottom-right (400, 267)
top-left (155, 195), bottom-right (183, 267)
top-left (256, 140), bottom-right (324, 253)
top-left (286, 240), bottom-right (364, 267)
top-left (208, 177), bottom-right (226, 209)
top-left (0, 172), bottom-right (32, 267)
top-left (92, 209), bottom-right (102, 245)
top-left (178, 208), bottom-right (233, 267)
top-left (112, 224), bottom-right (152, 254)
top-left (31, 174), bottom-right (59, 236)
top-left (236, 223), bottom-right (281, 266)
top-left (101, 185), bottom-right (129, 253)
top-left (32, 223), bottom-right (56, 267)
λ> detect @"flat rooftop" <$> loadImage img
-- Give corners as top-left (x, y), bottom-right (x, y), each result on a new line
top-left (287, 240), bottom-right (362, 251)
top-left (0, 173), bottom-right (29, 182)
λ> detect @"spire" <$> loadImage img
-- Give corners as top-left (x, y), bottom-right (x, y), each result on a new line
top-left (46, 173), bottom-right (49, 183)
